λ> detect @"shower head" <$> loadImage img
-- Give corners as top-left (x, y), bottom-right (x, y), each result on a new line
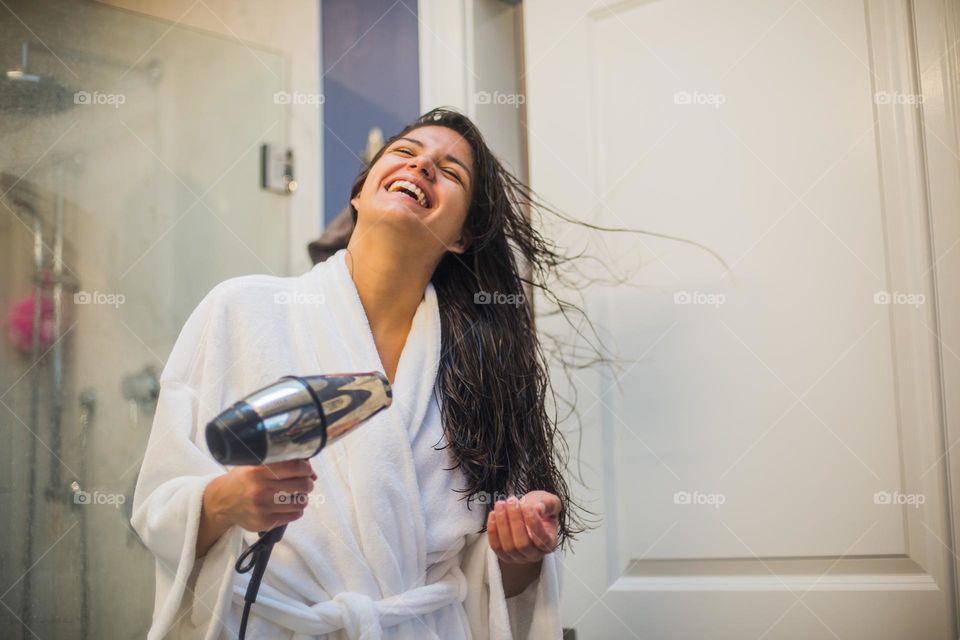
top-left (0, 42), bottom-right (76, 115)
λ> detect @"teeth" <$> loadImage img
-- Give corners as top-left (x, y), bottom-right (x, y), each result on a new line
top-left (387, 179), bottom-right (427, 207)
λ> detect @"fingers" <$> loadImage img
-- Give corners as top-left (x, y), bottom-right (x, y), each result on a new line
top-left (521, 490), bottom-right (562, 518)
top-left (487, 510), bottom-right (501, 552)
top-left (271, 507), bottom-right (306, 518)
top-left (225, 461), bottom-right (320, 533)
top-left (252, 463), bottom-right (316, 524)
top-left (244, 491), bottom-right (308, 531)
top-left (261, 459), bottom-right (315, 480)
top-left (504, 498), bottom-right (541, 562)
top-left (487, 506), bottom-right (523, 564)
top-left (494, 502), bottom-right (514, 558)
top-left (268, 476), bottom-right (314, 494)
top-left (540, 493), bottom-right (562, 519)
top-left (490, 497), bottom-right (542, 564)
top-left (258, 509), bottom-right (305, 531)
top-left (521, 503), bottom-right (555, 553)
top-left (263, 476), bottom-right (315, 515)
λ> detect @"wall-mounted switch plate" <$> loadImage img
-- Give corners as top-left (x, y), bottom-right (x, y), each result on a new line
top-left (261, 144), bottom-right (296, 195)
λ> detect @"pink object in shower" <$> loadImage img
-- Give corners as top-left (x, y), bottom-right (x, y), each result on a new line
top-left (7, 293), bottom-right (56, 354)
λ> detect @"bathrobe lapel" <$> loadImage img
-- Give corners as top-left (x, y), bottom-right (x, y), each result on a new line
top-left (299, 247), bottom-right (438, 600)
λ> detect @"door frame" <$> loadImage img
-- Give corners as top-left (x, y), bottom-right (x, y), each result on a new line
top-left (914, 0), bottom-right (960, 633)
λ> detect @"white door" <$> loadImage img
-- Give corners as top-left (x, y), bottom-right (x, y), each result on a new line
top-left (522, 0), bottom-right (957, 638)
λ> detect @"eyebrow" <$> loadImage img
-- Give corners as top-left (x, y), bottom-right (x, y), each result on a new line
top-left (394, 137), bottom-right (472, 182)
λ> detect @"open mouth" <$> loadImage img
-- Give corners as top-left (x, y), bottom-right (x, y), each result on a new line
top-left (385, 179), bottom-right (430, 208)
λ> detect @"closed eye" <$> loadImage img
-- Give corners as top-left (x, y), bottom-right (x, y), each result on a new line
top-left (393, 146), bottom-right (463, 185)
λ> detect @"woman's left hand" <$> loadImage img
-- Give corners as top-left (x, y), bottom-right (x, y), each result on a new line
top-left (487, 490), bottom-right (561, 565)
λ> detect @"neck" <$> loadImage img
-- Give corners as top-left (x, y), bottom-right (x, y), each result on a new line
top-left (344, 234), bottom-right (439, 336)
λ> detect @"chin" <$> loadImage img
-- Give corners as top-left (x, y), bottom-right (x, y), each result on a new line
top-left (372, 201), bottom-right (429, 224)
top-left (360, 208), bottom-right (428, 239)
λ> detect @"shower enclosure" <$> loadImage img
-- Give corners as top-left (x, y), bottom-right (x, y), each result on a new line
top-left (1, 2), bottom-right (291, 637)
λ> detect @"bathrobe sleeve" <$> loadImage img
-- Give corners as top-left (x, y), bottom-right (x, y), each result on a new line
top-left (130, 282), bottom-right (246, 640)
top-left (460, 532), bottom-right (564, 639)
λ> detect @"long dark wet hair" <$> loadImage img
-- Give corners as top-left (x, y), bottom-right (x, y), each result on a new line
top-left (342, 107), bottom-right (730, 550)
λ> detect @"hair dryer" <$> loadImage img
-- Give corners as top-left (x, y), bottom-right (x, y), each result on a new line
top-left (203, 372), bottom-right (392, 639)
top-left (205, 372), bottom-right (392, 466)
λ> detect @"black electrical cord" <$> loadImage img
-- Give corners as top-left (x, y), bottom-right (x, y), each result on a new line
top-left (234, 525), bottom-right (287, 640)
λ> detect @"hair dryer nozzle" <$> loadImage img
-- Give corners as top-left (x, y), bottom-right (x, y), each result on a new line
top-left (205, 402), bottom-right (267, 465)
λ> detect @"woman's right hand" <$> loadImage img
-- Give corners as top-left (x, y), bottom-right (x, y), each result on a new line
top-left (210, 460), bottom-right (316, 531)
top-left (197, 460), bottom-right (316, 556)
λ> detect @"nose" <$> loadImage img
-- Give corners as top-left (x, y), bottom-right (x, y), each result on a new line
top-left (408, 153), bottom-right (435, 180)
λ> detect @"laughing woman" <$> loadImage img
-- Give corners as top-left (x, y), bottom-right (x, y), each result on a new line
top-left (132, 108), bottom-right (591, 639)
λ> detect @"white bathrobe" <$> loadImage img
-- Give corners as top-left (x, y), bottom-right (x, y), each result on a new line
top-left (131, 248), bottom-right (564, 640)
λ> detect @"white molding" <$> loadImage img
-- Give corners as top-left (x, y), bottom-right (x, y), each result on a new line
top-left (313, 0), bottom-right (325, 240)
top-left (463, 0), bottom-right (477, 121)
top-left (276, 2), bottom-right (324, 276)
top-left (418, 0), bottom-right (471, 113)
top-left (612, 574), bottom-right (938, 591)
top-left (864, 0), bottom-right (955, 595)
top-left (615, 555), bottom-right (939, 591)
top-left (914, 0), bottom-right (960, 632)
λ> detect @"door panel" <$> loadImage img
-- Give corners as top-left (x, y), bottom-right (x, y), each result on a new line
top-left (523, 0), bottom-right (955, 637)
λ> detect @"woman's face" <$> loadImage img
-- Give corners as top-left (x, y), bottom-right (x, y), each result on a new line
top-left (351, 125), bottom-right (474, 255)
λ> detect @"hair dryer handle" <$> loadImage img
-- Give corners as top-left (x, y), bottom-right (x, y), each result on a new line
top-left (236, 524), bottom-right (286, 573)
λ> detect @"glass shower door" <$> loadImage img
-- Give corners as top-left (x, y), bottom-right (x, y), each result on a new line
top-left (0, 1), bottom-right (291, 637)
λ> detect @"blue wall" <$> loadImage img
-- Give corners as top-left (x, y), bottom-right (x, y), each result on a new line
top-left (322, 0), bottom-right (421, 224)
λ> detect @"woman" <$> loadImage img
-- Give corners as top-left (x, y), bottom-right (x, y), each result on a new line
top-left (132, 108), bottom-right (590, 639)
